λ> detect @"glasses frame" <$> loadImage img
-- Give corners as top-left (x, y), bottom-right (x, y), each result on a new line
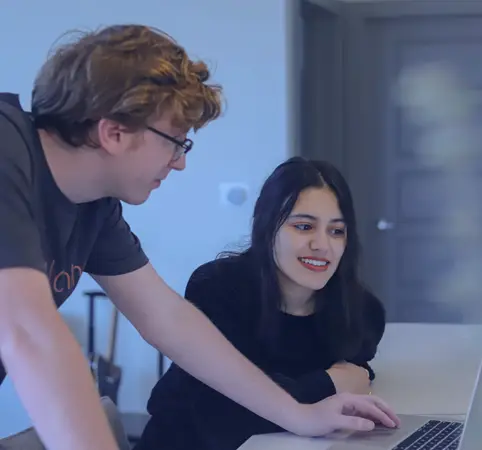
top-left (147, 126), bottom-right (193, 161)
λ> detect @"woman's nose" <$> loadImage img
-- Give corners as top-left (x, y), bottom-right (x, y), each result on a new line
top-left (309, 231), bottom-right (330, 252)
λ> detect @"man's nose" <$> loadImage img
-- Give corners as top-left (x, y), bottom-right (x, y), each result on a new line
top-left (170, 153), bottom-right (186, 171)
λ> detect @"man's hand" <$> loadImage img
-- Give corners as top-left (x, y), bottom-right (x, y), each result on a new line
top-left (326, 361), bottom-right (371, 394)
top-left (291, 393), bottom-right (401, 437)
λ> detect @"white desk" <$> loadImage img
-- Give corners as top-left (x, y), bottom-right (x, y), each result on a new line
top-left (238, 324), bottom-right (482, 449)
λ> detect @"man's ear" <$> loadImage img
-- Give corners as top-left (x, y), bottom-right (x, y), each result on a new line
top-left (97, 118), bottom-right (135, 155)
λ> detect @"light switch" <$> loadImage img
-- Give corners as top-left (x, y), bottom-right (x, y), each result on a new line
top-left (219, 183), bottom-right (249, 206)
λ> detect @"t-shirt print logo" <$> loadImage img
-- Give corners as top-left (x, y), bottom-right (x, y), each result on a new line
top-left (47, 260), bottom-right (83, 293)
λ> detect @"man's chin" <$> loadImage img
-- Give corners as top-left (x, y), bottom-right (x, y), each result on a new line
top-left (119, 191), bottom-right (152, 206)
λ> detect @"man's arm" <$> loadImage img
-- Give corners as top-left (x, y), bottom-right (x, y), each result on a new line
top-left (0, 268), bottom-right (118, 450)
top-left (93, 263), bottom-right (301, 432)
top-left (93, 263), bottom-right (399, 436)
top-left (94, 264), bottom-right (400, 436)
top-left (0, 113), bottom-right (118, 450)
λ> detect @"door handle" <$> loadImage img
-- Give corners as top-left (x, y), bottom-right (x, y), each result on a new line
top-left (377, 219), bottom-right (395, 231)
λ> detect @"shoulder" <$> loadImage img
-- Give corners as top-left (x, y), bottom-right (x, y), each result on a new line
top-left (361, 287), bottom-right (385, 317)
top-left (0, 97), bottom-right (36, 172)
top-left (0, 97), bottom-right (46, 272)
top-left (185, 252), bottom-right (258, 313)
top-left (359, 286), bottom-right (386, 339)
top-left (188, 253), bottom-right (252, 286)
top-left (0, 97), bottom-right (38, 201)
top-left (0, 94), bottom-right (36, 144)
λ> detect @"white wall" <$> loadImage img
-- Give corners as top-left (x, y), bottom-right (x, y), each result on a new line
top-left (0, 0), bottom-right (293, 436)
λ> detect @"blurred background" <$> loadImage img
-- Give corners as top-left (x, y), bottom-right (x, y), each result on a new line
top-left (2, 0), bottom-right (482, 441)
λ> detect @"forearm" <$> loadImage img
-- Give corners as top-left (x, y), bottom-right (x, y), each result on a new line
top-left (1, 317), bottom-right (118, 450)
top-left (149, 299), bottom-right (300, 431)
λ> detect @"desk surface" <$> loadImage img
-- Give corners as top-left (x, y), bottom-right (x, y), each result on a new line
top-left (239, 324), bottom-right (482, 449)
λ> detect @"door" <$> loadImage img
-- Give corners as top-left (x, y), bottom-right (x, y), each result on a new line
top-left (298, 0), bottom-right (344, 167)
top-left (352, 5), bottom-right (482, 323)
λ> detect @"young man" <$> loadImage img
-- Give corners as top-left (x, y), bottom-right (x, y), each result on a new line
top-left (0, 24), bottom-right (399, 450)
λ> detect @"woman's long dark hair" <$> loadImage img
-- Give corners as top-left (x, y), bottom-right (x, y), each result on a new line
top-left (222, 157), bottom-right (368, 360)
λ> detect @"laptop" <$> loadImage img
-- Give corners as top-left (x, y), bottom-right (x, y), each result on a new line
top-left (328, 359), bottom-right (482, 450)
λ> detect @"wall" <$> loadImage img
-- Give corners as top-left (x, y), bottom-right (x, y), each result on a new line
top-left (0, 0), bottom-right (293, 436)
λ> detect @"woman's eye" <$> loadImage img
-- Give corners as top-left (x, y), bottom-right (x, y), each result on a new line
top-left (331, 228), bottom-right (346, 236)
top-left (294, 223), bottom-right (312, 231)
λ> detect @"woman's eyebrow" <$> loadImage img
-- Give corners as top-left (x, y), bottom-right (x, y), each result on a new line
top-left (289, 213), bottom-right (317, 221)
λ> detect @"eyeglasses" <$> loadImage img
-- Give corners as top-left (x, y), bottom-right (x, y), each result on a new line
top-left (147, 126), bottom-right (193, 161)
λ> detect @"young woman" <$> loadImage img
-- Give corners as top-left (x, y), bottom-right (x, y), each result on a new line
top-left (135, 157), bottom-right (387, 450)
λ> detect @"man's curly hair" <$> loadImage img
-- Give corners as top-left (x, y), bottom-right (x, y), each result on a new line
top-left (31, 24), bottom-right (223, 147)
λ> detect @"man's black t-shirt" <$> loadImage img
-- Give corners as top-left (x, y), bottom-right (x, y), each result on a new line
top-left (0, 93), bottom-right (149, 384)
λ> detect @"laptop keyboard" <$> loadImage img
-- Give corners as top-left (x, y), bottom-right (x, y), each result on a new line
top-left (392, 420), bottom-right (463, 450)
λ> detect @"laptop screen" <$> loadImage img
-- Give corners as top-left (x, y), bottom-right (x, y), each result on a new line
top-left (458, 359), bottom-right (482, 450)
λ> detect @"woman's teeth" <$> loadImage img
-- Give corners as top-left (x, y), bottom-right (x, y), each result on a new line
top-left (299, 258), bottom-right (328, 267)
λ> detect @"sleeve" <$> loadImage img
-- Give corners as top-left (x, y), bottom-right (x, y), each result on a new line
top-left (269, 290), bottom-right (386, 401)
top-left (184, 261), bottom-right (255, 354)
top-left (347, 288), bottom-right (386, 380)
top-left (262, 291), bottom-right (386, 404)
top-left (268, 370), bottom-right (336, 404)
top-left (84, 198), bottom-right (149, 276)
top-left (231, 370), bottom-right (337, 439)
top-left (0, 116), bottom-right (45, 273)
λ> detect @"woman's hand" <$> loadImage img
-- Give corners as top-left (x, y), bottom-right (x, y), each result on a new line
top-left (287, 393), bottom-right (401, 437)
top-left (326, 361), bottom-right (371, 394)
